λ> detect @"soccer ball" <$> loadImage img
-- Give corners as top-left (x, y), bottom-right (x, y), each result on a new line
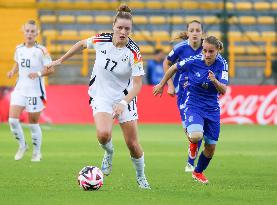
top-left (77, 166), bottom-right (104, 191)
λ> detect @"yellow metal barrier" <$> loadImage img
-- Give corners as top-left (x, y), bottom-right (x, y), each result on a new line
top-left (46, 34), bottom-right (276, 78)
top-left (228, 35), bottom-right (276, 78)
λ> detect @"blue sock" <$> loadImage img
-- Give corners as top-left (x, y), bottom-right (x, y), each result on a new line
top-left (187, 140), bottom-right (203, 166)
top-left (194, 151), bottom-right (212, 173)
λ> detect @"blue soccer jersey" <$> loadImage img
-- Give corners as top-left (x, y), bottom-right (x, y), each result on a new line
top-left (177, 54), bottom-right (229, 111)
top-left (177, 54), bottom-right (229, 142)
top-left (167, 40), bottom-right (203, 95)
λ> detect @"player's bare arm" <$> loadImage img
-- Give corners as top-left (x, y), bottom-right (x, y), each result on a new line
top-left (28, 66), bottom-right (55, 80)
top-left (47, 39), bottom-right (87, 68)
top-left (153, 63), bottom-right (178, 97)
top-left (163, 58), bottom-right (175, 97)
top-left (7, 63), bottom-right (19, 79)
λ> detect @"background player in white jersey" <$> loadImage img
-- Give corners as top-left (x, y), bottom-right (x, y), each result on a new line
top-left (7, 20), bottom-right (53, 162)
top-left (47, 5), bottom-right (151, 189)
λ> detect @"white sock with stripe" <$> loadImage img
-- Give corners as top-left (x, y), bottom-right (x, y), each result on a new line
top-left (8, 118), bottom-right (26, 148)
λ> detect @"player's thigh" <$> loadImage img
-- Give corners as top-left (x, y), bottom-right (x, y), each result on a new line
top-left (120, 120), bottom-right (139, 144)
top-left (9, 105), bottom-right (25, 118)
top-left (185, 108), bottom-right (204, 140)
top-left (94, 112), bottom-right (114, 138)
top-left (9, 91), bottom-right (26, 118)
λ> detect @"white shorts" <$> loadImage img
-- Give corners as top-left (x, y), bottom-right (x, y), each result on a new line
top-left (10, 91), bottom-right (45, 113)
top-left (90, 97), bottom-right (138, 124)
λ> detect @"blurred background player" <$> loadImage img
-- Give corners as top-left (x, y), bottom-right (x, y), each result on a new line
top-left (7, 20), bottom-right (53, 162)
top-left (146, 48), bottom-right (165, 85)
top-left (47, 5), bottom-right (151, 189)
top-left (163, 20), bottom-right (204, 172)
top-left (153, 35), bottom-right (228, 184)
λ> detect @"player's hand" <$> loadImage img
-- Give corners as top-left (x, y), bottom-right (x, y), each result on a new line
top-left (208, 70), bottom-right (216, 82)
top-left (47, 59), bottom-right (62, 69)
top-left (28, 72), bottom-right (39, 80)
top-left (112, 103), bottom-right (126, 119)
top-left (167, 84), bottom-right (175, 97)
top-left (153, 83), bottom-right (164, 97)
top-left (7, 71), bottom-right (14, 79)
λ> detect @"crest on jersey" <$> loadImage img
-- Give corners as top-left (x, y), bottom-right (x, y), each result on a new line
top-left (201, 82), bottom-right (209, 89)
top-left (122, 55), bottom-right (129, 62)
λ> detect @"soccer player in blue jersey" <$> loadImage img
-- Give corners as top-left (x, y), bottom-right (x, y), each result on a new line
top-left (154, 36), bottom-right (228, 184)
top-left (163, 20), bottom-right (204, 172)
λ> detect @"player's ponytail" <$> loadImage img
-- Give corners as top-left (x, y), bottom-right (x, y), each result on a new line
top-left (114, 4), bottom-right (132, 24)
top-left (172, 31), bottom-right (189, 42)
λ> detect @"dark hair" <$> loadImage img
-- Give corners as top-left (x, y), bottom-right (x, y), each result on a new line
top-left (204, 36), bottom-right (224, 51)
top-left (114, 4), bottom-right (132, 24)
top-left (172, 20), bottom-right (203, 41)
top-left (154, 48), bottom-right (163, 55)
top-left (26, 19), bottom-right (36, 25)
top-left (22, 19), bottom-right (39, 32)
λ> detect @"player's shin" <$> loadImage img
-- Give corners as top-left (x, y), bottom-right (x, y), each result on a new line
top-left (9, 118), bottom-right (26, 148)
top-left (194, 151), bottom-right (212, 173)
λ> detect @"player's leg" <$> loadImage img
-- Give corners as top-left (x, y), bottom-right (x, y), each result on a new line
top-left (94, 112), bottom-right (114, 176)
top-left (119, 99), bottom-right (150, 189)
top-left (184, 109), bottom-right (204, 163)
top-left (27, 96), bottom-right (45, 162)
top-left (186, 130), bottom-right (203, 172)
top-left (120, 120), bottom-right (150, 189)
top-left (193, 114), bottom-right (220, 184)
top-left (8, 92), bottom-right (27, 160)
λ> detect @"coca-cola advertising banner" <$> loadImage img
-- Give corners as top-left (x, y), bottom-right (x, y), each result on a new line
top-left (0, 85), bottom-right (276, 125)
top-left (220, 86), bottom-right (277, 125)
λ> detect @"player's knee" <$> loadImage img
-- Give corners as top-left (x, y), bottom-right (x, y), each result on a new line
top-left (96, 129), bottom-right (111, 143)
top-left (188, 132), bottom-right (203, 142)
top-left (8, 118), bottom-right (20, 129)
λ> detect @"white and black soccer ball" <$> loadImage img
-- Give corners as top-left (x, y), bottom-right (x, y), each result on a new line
top-left (77, 166), bottom-right (104, 191)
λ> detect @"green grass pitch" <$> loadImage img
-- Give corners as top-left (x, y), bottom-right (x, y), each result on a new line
top-left (0, 123), bottom-right (276, 205)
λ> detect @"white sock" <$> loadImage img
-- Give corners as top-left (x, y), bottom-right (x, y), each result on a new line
top-left (100, 139), bottom-right (114, 154)
top-left (8, 118), bottom-right (26, 148)
top-left (30, 124), bottom-right (42, 153)
top-left (131, 153), bottom-right (145, 178)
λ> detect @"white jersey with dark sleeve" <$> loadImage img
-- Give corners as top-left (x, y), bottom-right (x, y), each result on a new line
top-left (13, 43), bottom-right (52, 97)
top-left (86, 33), bottom-right (144, 104)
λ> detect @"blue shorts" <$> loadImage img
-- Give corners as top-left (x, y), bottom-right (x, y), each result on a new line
top-left (184, 107), bottom-right (220, 144)
top-left (177, 92), bottom-right (186, 128)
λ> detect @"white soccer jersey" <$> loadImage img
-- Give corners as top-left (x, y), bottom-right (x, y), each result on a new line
top-left (13, 43), bottom-right (52, 97)
top-left (87, 33), bottom-right (145, 104)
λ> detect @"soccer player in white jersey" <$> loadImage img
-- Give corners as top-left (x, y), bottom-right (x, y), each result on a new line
top-left (7, 20), bottom-right (53, 162)
top-left (47, 5), bottom-right (151, 189)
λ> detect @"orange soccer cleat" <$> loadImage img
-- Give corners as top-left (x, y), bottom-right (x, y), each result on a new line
top-left (192, 171), bottom-right (209, 184)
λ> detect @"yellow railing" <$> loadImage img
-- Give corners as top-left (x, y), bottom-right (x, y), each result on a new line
top-left (228, 35), bottom-right (276, 78)
top-left (46, 34), bottom-right (276, 77)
